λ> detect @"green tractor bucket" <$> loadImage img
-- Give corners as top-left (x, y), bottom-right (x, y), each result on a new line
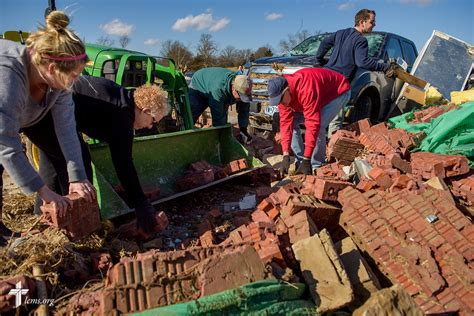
top-left (90, 125), bottom-right (265, 219)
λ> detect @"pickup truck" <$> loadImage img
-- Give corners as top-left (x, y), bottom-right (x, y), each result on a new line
top-left (246, 31), bottom-right (418, 132)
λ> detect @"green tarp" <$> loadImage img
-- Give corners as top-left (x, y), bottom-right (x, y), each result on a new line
top-left (130, 280), bottom-right (319, 316)
top-left (388, 101), bottom-right (474, 165)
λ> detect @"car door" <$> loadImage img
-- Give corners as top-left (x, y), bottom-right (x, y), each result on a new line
top-left (400, 40), bottom-right (418, 72)
top-left (383, 36), bottom-right (406, 112)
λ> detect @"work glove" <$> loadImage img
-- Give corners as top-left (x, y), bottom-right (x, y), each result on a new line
top-left (295, 158), bottom-right (312, 175)
top-left (280, 155), bottom-right (291, 177)
top-left (135, 200), bottom-right (157, 235)
top-left (384, 62), bottom-right (399, 79)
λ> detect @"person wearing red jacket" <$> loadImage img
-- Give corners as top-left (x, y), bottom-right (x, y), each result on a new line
top-left (267, 68), bottom-right (351, 175)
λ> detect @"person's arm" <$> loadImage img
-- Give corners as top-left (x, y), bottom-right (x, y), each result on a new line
top-left (50, 91), bottom-right (87, 182)
top-left (315, 33), bottom-right (336, 64)
top-left (0, 65), bottom-right (44, 194)
top-left (354, 38), bottom-right (390, 72)
top-left (108, 118), bottom-right (147, 208)
top-left (236, 101), bottom-right (250, 131)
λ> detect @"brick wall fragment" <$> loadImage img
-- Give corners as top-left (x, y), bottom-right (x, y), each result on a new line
top-left (327, 130), bottom-right (365, 165)
top-left (339, 187), bottom-right (474, 314)
top-left (451, 173), bottom-right (474, 206)
top-left (411, 152), bottom-right (470, 180)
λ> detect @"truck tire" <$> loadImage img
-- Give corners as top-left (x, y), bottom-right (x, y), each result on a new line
top-left (349, 94), bottom-right (372, 123)
top-left (25, 139), bottom-right (40, 171)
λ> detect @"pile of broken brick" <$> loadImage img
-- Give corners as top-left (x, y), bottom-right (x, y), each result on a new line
top-left (1, 108), bottom-right (473, 315)
top-left (57, 117), bottom-right (471, 314)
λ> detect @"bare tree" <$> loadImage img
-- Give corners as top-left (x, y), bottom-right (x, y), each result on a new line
top-left (217, 45), bottom-right (238, 67)
top-left (279, 29), bottom-right (316, 54)
top-left (119, 35), bottom-right (130, 48)
top-left (96, 36), bottom-right (115, 47)
top-left (196, 33), bottom-right (217, 68)
top-left (234, 49), bottom-right (253, 66)
top-left (253, 45), bottom-right (273, 59)
top-left (160, 40), bottom-right (193, 68)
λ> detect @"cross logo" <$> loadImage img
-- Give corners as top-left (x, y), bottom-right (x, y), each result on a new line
top-left (8, 281), bottom-right (29, 308)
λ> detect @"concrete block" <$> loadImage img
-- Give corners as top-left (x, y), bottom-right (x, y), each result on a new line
top-left (292, 229), bottom-right (353, 313)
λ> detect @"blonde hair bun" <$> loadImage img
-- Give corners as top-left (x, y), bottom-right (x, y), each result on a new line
top-left (45, 11), bottom-right (70, 31)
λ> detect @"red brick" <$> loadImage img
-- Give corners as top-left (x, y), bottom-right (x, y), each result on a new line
top-left (459, 291), bottom-right (474, 311)
top-left (410, 217), bottom-right (429, 233)
top-left (200, 230), bottom-right (215, 247)
top-left (356, 177), bottom-right (377, 192)
top-left (257, 240), bottom-right (284, 263)
top-left (283, 210), bottom-right (319, 244)
top-left (452, 174), bottom-right (474, 206)
top-left (266, 207), bottom-right (280, 220)
top-left (228, 225), bottom-right (251, 244)
top-left (280, 194), bottom-right (317, 218)
top-left (271, 187), bottom-right (294, 205)
top-left (411, 152), bottom-right (470, 180)
top-left (251, 210), bottom-right (272, 223)
top-left (370, 122), bottom-right (389, 133)
top-left (385, 262), bottom-right (405, 278)
top-left (41, 193), bottom-right (102, 241)
top-left (327, 130), bottom-right (364, 165)
top-left (197, 218), bottom-right (213, 235)
top-left (343, 118), bottom-right (371, 135)
top-left (310, 178), bottom-right (355, 202)
top-left (256, 198), bottom-right (274, 213)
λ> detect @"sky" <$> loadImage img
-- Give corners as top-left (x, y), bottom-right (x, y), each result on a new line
top-left (1, 0), bottom-right (473, 57)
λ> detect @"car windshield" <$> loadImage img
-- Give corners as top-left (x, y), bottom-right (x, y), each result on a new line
top-left (289, 33), bottom-right (385, 58)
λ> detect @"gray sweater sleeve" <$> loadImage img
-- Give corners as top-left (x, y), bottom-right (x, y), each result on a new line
top-left (0, 63), bottom-right (44, 194)
top-left (50, 91), bottom-right (87, 182)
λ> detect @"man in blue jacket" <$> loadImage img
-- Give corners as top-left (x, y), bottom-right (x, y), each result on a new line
top-left (315, 9), bottom-right (391, 133)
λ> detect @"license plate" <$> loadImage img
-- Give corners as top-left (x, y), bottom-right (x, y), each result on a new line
top-left (264, 105), bottom-right (278, 116)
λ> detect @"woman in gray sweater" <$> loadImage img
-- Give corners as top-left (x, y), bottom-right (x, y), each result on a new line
top-left (0, 11), bottom-right (96, 245)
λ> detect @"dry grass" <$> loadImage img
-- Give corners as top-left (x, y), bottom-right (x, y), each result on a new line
top-left (0, 191), bottom-right (107, 300)
top-left (2, 191), bottom-right (37, 232)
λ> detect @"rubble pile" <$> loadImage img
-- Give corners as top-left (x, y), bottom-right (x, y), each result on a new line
top-left (59, 107), bottom-right (472, 315)
top-left (1, 105), bottom-right (472, 315)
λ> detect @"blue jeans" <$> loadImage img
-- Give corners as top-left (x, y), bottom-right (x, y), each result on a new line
top-left (189, 88), bottom-right (249, 129)
top-left (291, 90), bottom-right (351, 169)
